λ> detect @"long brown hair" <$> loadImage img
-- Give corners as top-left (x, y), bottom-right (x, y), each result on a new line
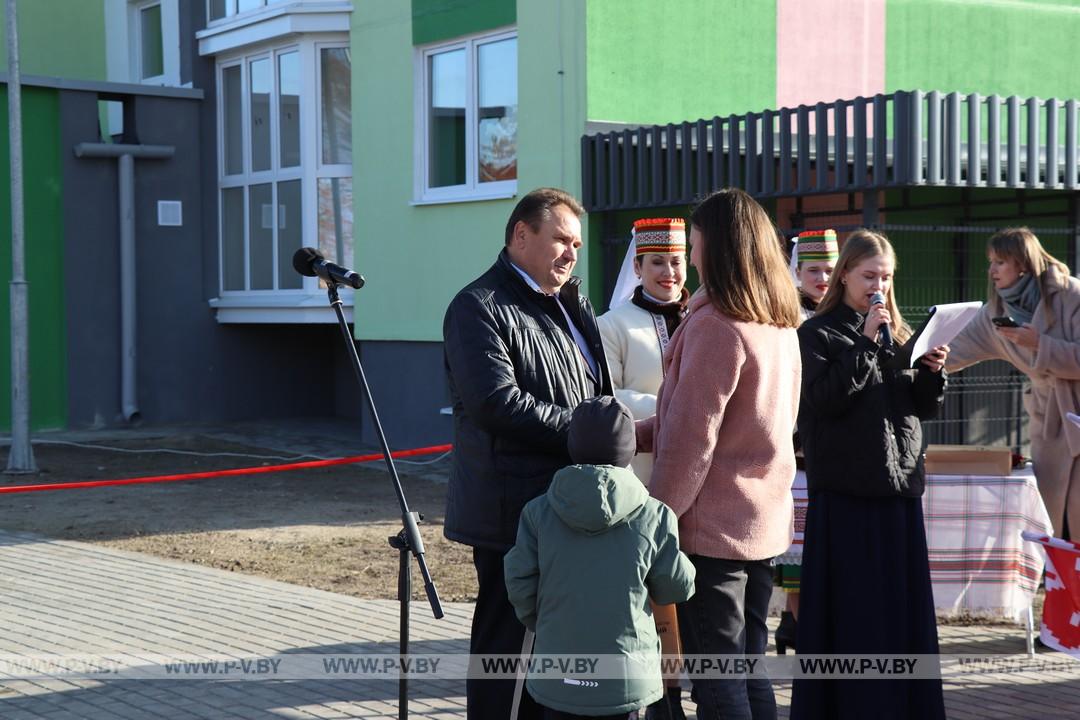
top-left (688, 189), bottom-right (800, 328)
top-left (986, 227), bottom-right (1069, 325)
top-left (816, 229), bottom-right (913, 344)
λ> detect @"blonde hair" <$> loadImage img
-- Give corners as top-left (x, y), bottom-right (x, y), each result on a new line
top-left (816, 229), bottom-right (913, 344)
top-left (986, 227), bottom-right (1069, 326)
top-left (688, 189), bottom-right (801, 328)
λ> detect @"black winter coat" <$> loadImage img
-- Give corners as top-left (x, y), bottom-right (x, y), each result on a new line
top-left (797, 303), bottom-right (946, 497)
top-left (443, 250), bottom-right (612, 550)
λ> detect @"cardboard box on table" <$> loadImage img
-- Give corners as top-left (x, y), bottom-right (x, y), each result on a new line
top-left (924, 445), bottom-right (1013, 476)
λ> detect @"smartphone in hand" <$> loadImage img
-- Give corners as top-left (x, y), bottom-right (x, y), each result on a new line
top-left (992, 316), bottom-right (1020, 328)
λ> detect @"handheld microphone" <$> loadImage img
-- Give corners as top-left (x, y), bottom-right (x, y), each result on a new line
top-left (292, 247), bottom-right (365, 289)
top-left (869, 292), bottom-right (892, 347)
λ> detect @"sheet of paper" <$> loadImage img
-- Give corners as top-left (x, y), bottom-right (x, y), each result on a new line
top-left (908, 301), bottom-right (983, 367)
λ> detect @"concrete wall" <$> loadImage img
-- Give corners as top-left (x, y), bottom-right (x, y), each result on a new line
top-left (59, 86), bottom-right (358, 428)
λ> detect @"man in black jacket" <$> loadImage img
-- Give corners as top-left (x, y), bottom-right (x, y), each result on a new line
top-left (443, 187), bottom-right (612, 719)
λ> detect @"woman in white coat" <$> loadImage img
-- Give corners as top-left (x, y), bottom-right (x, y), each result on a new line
top-left (947, 227), bottom-right (1080, 541)
top-left (598, 217), bottom-right (689, 486)
top-left (597, 217), bottom-right (689, 720)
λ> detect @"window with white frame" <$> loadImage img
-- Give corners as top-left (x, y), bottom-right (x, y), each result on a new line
top-left (135, 1), bottom-right (165, 81)
top-left (208, 0), bottom-right (290, 22)
top-left (416, 29), bottom-right (517, 203)
top-left (217, 40), bottom-right (352, 295)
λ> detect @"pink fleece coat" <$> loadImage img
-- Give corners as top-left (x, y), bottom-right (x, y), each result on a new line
top-left (637, 290), bottom-right (801, 561)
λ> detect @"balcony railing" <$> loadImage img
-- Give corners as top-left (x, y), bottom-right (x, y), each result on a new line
top-left (581, 90), bottom-right (1080, 211)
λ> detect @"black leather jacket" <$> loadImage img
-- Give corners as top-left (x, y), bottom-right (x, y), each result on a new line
top-left (797, 303), bottom-right (946, 498)
top-left (443, 250), bottom-right (612, 550)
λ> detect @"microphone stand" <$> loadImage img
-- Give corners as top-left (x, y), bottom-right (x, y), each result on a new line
top-left (324, 282), bottom-right (444, 720)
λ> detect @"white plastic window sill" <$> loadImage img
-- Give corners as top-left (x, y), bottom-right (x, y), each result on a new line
top-left (209, 291), bottom-right (353, 324)
top-left (411, 185), bottom-right (517, 206)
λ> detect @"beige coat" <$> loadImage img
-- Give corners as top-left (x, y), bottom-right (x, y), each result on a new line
top-left (598, 300), bottom-right (666, 486)
top-left (947, 268), bottom-right (1080, 535)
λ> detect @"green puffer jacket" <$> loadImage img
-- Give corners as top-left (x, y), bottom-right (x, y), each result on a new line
top-left (504, 464), bottom-right (695, 716)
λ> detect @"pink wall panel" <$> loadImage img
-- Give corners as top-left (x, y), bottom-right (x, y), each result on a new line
top-left (776, 0), bottom-right (886, 109)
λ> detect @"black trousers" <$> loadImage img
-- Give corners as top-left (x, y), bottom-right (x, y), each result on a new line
top-left (677, 555), bottom-right (776, 720)
top-left (469, 546), bottom-right (542, 720)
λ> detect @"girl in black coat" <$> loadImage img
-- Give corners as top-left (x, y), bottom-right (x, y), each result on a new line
top-left (790, 230), bottom-right (949, 720)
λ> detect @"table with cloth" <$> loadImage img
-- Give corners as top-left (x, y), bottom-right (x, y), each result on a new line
top-left (779, 467), bottom-right (1052, 621)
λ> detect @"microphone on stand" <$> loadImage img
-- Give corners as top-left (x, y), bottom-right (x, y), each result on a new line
top-left (292, 247), bottom-right (365, 289)
top-left (869, 292), bottom-right (892, 348)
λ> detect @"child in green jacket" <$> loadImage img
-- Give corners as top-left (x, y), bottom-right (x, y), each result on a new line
top-left (505, 396), bottom-right (696, 719)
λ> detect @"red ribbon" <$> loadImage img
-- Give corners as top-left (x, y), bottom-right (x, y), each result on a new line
top-left (0, 444), bottom-right (453, 495)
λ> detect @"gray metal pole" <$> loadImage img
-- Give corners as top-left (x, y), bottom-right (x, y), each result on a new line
top-left (119, 152), bottom-right (138, 422)
top-left (5, 0), bottom-right (35, 473)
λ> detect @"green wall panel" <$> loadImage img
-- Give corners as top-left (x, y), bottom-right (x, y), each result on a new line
top-left (586, 0), bottom-right (776, 125)
top-left (0, 0), bottom-right (106, 81)
top-left (412, 0), bottom-right (515, 45)
top-left (0, 87), bottom-right (67, 431)
top-left (354, 0), bottom-right (592, 341)
top-left (886, 0), bottom-right (1080, 100)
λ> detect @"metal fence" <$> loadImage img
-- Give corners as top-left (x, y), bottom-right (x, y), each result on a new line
top-left (582, 90), bottom-right (1080, 211)
top-left (785, 222), bottom-right (1080, 456)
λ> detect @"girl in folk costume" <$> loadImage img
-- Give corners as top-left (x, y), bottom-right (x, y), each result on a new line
top-left (791, 229), bottom-right (839, 321)
top-left (599, 218), bottom-right (690, 485)
top-left (773, 229), bottom-right (840, 655)
top-left (946, 228), bottom-right (1080, 540)
top-left (598, 217), bottom-right (689, 720)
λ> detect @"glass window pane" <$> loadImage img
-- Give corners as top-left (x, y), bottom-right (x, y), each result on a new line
top-left (278, 51), bottom-right (300, 168)
top-left (249, 57), bottom-right (272, 172)
top-left (222, 187), bottom-right (245, 291)
top-left (318, 177), bottom-right (353, 271)
top-left (222, 65), bottom-right (243, 175)
top-left (209, 0), bottom-right (228, 21)
top-left (249, 183), bottom-right (274, 289)
top-left (320, 48), bottom-right (352, 165)
top-left (140, 4), bottom-right (164, 79)
top-left (277, 180), bottom-right (302, 289)
top-left (428, 48), bottom-right (466, 188)
top-left (237, 0), bottom-right (263, 12)
top-left (478, 37), bottom-right (517, 183)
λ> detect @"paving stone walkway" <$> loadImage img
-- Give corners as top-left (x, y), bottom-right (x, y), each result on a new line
top-left (1, 530), bottom-right (1078, 719)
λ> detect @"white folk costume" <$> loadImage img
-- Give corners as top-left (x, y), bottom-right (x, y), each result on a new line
top-left (598, 217), bottom-right (688, 487)
top-left (598, 216), bottom-right (690, 717)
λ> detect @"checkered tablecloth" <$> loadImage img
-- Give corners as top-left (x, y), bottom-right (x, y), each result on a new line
top-left (775, 467), bottom-right (1051, 620)
top-left (923, 466), bottom-right (1051, 620)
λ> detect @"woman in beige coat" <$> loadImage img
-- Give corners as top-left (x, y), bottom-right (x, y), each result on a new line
top-left (947, 227), bottom-right (1080, 540)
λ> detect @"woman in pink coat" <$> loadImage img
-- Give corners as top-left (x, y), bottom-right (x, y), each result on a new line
top-left (637, 188), bottom-right (802, 719)
top-left (947, 227), bottom-right (1080, 540)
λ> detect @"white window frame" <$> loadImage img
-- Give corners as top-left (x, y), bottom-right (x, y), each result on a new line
top-left (106, 0), bottom-right (181, 88)
top-left (214, 35), bottom-right (352, 304)
top-left (133, 0), bottom-right (165, 83)
top-left (413, 27), bottom-right (518, 205)
top-left (207, 0), bottom-right (292, 25)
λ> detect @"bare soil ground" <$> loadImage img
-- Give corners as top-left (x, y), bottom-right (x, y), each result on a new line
top-left (0, 432), bottom-right (1040, 625)
top-left (0, 435), bottom-right (477, 602)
